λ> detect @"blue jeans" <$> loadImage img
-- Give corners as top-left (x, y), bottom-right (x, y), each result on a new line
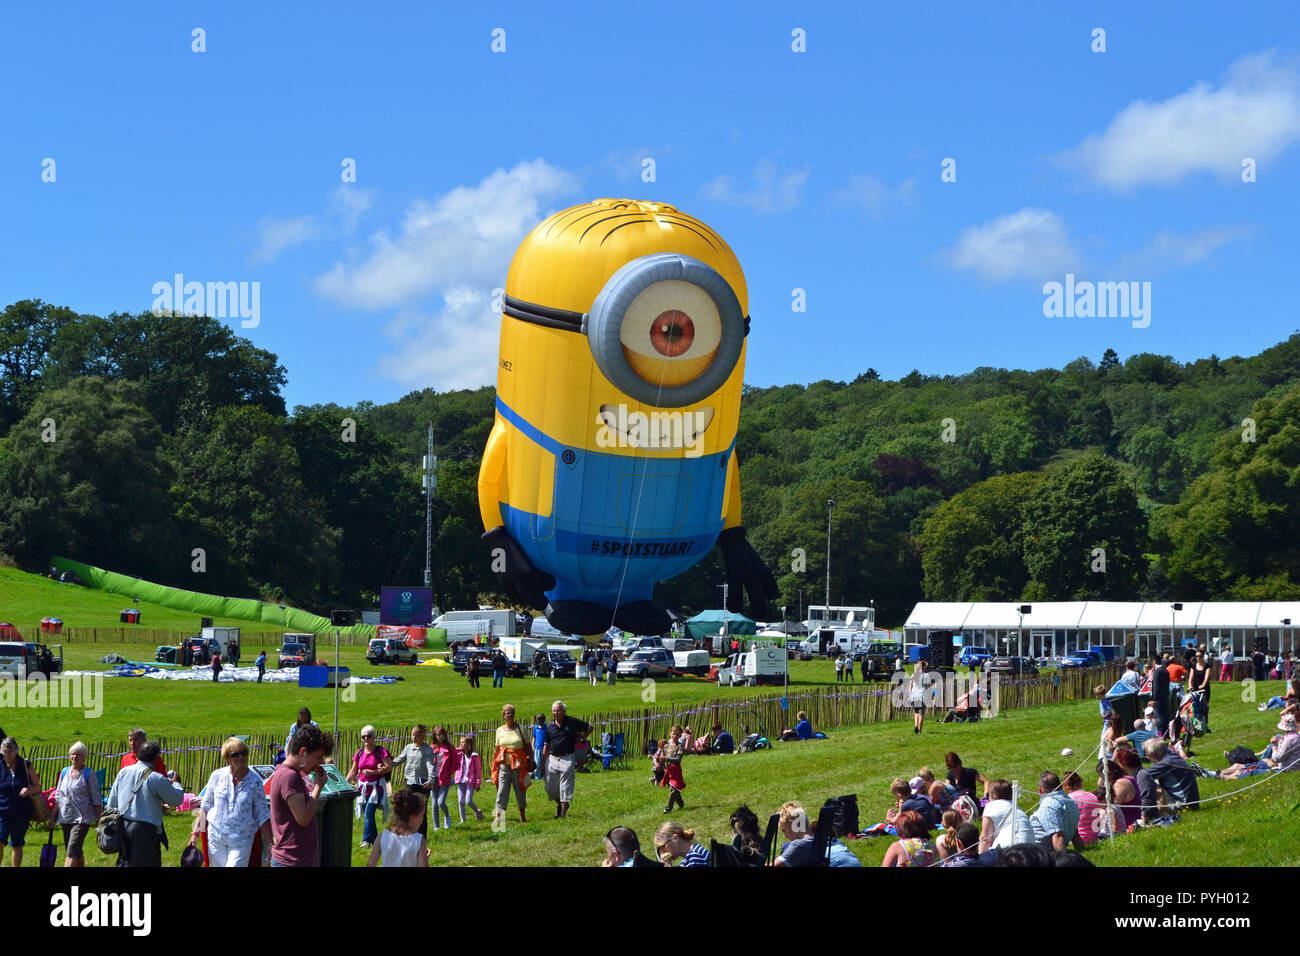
top-left (493, 671), bottom-right (504, 688)
top-left (532, 747), bottom-right (544, 780)
top-left (362, 803), bottom-right (379, 844)
top-left (1265, 696), bottom-right (1285, 709)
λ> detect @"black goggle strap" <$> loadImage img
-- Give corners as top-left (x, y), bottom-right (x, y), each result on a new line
top-left (502, 294), bottom-right (750, 337)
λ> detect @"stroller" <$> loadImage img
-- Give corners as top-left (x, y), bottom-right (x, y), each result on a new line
top-left (1175, 690), bottom-right (1209, 753)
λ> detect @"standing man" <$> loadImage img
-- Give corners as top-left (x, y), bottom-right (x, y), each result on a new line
top-left (268, 724), bottom-right (334, 867)
top-left (834, 655), bottom-right (844, 683)
top-left (492, 650), bottom-right (508, 689)
top-left (106, 741), bottom-right (184, 867)
top-left (1251, 646), bottom-right (1268, 682)
top-left (844, 654), bottom-right (854, 682)
top-left (120, 729), bottom-right (172, 778)
top-left (467, 653), bottom-right (481, 689)
top-left (255, 650), bottom-right (267, 684)
top-left (1149, 655), bottom-right (1170, 740)
top-left (541, 700), bottom-right (590, 819)
top-left (586, 650), bottom-right (599, 687)
top-left (211, 652), bottom-right (223, 683)
top-left (606, 652), bottom-right (618, 686)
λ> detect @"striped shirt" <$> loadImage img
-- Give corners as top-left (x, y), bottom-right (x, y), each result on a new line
top-left (680, 842), bottom-right (711, 867)
top-left (1068, 789), bottom-right (1105, 844)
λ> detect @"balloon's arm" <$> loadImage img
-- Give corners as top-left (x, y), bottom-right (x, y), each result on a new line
top-left (478, 417), bottom-right (509, 532)
top-left (722, 449), bottom-right (743, 531)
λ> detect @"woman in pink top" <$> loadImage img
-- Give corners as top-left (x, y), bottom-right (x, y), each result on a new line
top-left (346, 725), bottom-right (392, 849)
top-left (453, 735), bottom-right (483, 823)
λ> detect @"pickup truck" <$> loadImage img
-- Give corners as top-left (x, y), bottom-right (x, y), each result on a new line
top-left (1060, 649), bottom-right (1103, 669)
top-left (957, 645), bottom-right (992, 669)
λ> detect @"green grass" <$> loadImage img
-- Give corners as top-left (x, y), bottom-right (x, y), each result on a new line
top-left (5, 641), bottom-right (1298, 867)
top-left (0, 567), bottom-right (283, 635)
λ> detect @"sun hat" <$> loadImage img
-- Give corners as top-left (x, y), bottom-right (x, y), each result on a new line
top-left (1278, 715), bottom-right (1297, 733)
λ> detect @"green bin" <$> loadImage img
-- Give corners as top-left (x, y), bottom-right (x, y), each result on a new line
top-left (316, 763), bottom-right (359, 867)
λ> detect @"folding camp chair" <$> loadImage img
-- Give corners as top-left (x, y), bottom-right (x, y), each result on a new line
top-left (809, 803), bottom-right (836, 867)
top-left (600, 732), bottom-right (628, 771)
top-left (762, 813), bottom-right (781, 864)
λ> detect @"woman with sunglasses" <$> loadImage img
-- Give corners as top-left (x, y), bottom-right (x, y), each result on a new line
top-left (347, 726), bottom-right (393, 849)
top-left (191, 737), bottom-right (272, 866)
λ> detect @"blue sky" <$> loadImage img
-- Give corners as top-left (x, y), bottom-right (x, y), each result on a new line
top-left (3, 2), bottom-right (1299, 409)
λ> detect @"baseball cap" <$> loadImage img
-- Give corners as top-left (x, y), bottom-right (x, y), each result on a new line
top-left (1144, 706), bottom-right (1155, 715)
top-left (908, 776), bottom-right (925, 794)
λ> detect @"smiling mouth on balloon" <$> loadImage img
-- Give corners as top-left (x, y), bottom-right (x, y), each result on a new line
top-left (597, 404), bottom-right (715, 450)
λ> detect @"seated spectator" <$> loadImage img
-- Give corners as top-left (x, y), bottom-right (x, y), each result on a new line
top-left (886, 777), bottom-right (936, 830)
top-left (1029, 771), bottom-right (1081, 851)
top-left (1115, 719), bottom-right (1156, 757)
top-left (711, 724), bottom-right (735, 755)
top-left (995, 843), bottom-right (1055, 867)
top-left (1101, 713), bottom-right (1126, 758)
top-left (1220, 715), bottom-right (1300, 778)
top-left (1258, 688), bottom-right (1298, 712)
top-left (1141, 706), bottom-right (1158, 733)
top-left (1063, 771), bottom-right (1109, 845)
top-left (944, 752), bottom-right (982, 799)
top-left (780, 712), bottom-right (814, 741)
top-left (979, 779), bottom-right (1035, 851)
top-left (1135, 739), bottom-right (1200, 819)
top-left (881, 810), bottom-right (936, 867)
top-left (601, 826), bottom-right (658, 867)
top-left (928, 780), bottom-right (952, 815)
top-left (729, 805), bottom-right (764, 865)
top-left (940, 822), bottom-right (982, 867)
top-left (772, 801), bottom-right (820, 867)
top-left (935, 809), bottom-right (962, 861)
top-left (827, 838), bottom-right (862, 867)
top-left (1114, 746), bottom-right (1143, 780)
top-left (1096, 757), bottom-right (1141, 833)
top-left (653, 822), bottom-right (710, 867)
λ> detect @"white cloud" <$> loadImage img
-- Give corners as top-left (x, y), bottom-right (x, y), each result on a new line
top-left (832, 173), bottom-right (917, 216)
top-left (946, 208), bottom-right (1083, 283)
top-left (701, 159), bottom-right (808, 213)
top-left (253, 215), bottom-right (318, 264)
top-left (312, 159), bottom-right (578, 390)
top-left (1113, 226), bottom-right (1252, 274)
top-left (313, 159), bottom-right (577, 309)
top-left (1059, 50), bottom-right (1300, 189)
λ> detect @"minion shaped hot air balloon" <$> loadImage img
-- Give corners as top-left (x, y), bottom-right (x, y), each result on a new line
top-left (479, 199), bottom-right (777, 637)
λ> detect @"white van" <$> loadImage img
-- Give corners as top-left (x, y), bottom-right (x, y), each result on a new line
top-left (717, 642), bottom-right (788, 687)
top-left (433, 609), bottom-right (517, 641)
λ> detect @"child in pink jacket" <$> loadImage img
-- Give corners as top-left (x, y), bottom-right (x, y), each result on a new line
top-left (453, 735), bottom-right (483, 823)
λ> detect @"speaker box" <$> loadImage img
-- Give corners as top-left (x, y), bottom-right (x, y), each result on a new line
top-left (929, 631), bottom-right (955, 669)
top-left (1254, 634), bottom-right (1269, 652)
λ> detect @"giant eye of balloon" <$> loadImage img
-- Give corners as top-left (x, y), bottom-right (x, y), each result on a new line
top-left (587, 253), bottom-right (745, 408)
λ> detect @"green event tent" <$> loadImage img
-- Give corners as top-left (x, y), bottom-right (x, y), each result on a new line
top-left (683, 609), bottom-right (756, 643)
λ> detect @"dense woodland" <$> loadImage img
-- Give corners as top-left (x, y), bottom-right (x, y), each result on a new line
top-left (2, 298), bottom-right (1298, 625)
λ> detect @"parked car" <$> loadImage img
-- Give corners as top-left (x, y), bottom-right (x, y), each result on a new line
top-left (987, 656), bottom-right (1039, 676)
top-left (531, 649), bottom-right (577, 678)
top-left (451, 648), bottom-right (494, 674)
top-left (853, 642), bottom-right (903, 680)
top-left (0, 641), bottom-right (63, 679)
top-left (276, 640), bottom-right (313, 669)
top-left (183, 636), bottom-right (222, 666)
top-left (1060, 650), bottom-right (1103, 669)
top-left (367, 637), bottom-right (418, 665)
top-left (616, 649), bottom-right (674, 680)
top-left (957, 645), bottom-right (992, 669)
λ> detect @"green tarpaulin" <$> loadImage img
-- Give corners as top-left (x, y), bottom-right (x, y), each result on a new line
top-left (51, 556), bottom-right (375, 636)
top-left (683, 609), bottom-right (756, 643)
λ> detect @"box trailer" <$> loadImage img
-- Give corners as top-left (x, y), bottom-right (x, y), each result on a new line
top-left (717, 642), bottom-right (788, 686)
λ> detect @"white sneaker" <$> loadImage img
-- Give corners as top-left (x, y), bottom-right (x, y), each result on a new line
top-left (359, 841), bottom-right (371, 848)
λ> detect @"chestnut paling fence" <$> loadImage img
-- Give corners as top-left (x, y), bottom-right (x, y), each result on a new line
top-left (15, 625), bottom-right (376, 647)
top-left (19, 662), bottom-right (1123, 793)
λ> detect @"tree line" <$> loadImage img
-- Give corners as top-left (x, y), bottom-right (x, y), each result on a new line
top-left (2, 298), bottom-right (1297, 622)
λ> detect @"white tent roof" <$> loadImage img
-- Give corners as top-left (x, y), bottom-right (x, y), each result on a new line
top-left (1258, 603), bottom-right (1300, 626)
top-left (1076, 602), bottom-right (1142, 628)
top-left (904, 603), bottom-right (973, 628)
top-left (962, 604), bottom-right (1024, 628)
top-left (1136, 602), bottom-right (1203, 628)
top-left (1015, 602), bottom-right (1089, 628)
top-left (1194, 602), bottom-right (1261, 627)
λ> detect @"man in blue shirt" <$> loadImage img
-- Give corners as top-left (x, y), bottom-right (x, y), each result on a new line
top-left (1115, 720), bottom-right (1156, 759)
top-left (255, 651), bottom-right (267, 683)
top-left (1029, 771), bottom-right (1081, 851)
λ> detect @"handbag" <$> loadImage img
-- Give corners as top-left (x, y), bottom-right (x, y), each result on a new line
top-left (97, 765), bottom-right (155, 855)
top-left (25, 761), bottom-right (49, 825)
top-left (40, 826), bottom-right (57, 867)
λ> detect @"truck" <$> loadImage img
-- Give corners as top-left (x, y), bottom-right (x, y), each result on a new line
top-left (717, 642), bottom-right (788, 687)
top-left (499, 637), bottom-right (547, 676)
top-left (278, 632), bottom-right (317, 669)
top-left (431, 609), bottom-right (517, 642)
top-left (799, 628), bottom-right (867, 659)
top-left (202, 626), bottom-right (242, 664)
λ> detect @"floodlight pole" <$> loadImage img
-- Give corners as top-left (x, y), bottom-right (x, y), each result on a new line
top-left (333, 629), bottom-right (340, 747)
top-left (423, 424), bottom-right (436, 588)
top-left (824, 499), bottom-right (835, 619)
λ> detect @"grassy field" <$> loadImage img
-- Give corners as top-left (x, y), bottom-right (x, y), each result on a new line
top-left (4, 642), bottom-right (1297, 867)
top-left (0, 567), bottom-right (284, 635)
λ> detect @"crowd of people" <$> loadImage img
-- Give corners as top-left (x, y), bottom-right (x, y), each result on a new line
top-left (1, 647), bottom-right (1297, 868)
